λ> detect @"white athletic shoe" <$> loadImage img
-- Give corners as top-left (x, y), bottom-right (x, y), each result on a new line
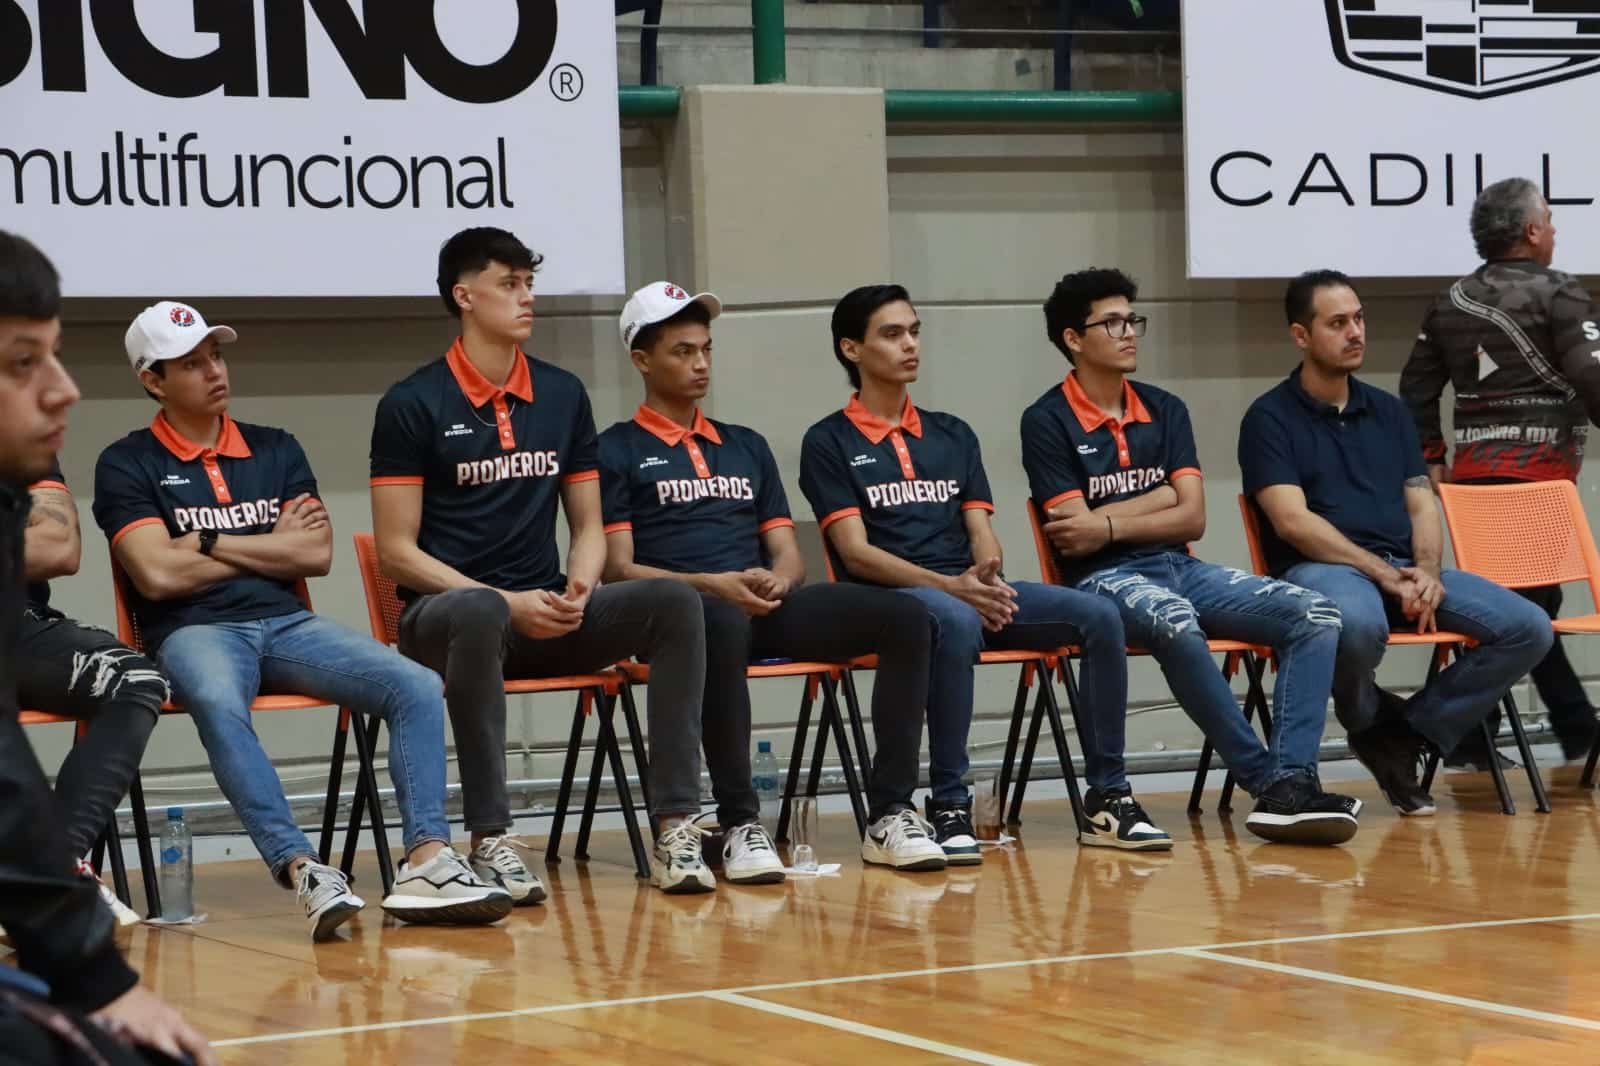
top-left (721, 821), bottom-right (786, 885)
top-left (650, 818), bottom-right (716, 894)
top-left (382, 848), bottom-right (514, 926)
top-left (295, 862), bottom-right (365, 942)
top-left (861, 809), bottom-right (948, 872)
top-left (469, 836), bottom-right (547, 905)
top-left (76, 858), bottom-right (141, 928)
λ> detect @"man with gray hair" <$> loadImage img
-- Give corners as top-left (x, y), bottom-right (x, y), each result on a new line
top-left (1400, 177), bottom-right (1600, 767)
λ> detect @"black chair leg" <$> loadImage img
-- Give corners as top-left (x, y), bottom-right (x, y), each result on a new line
top-left (1501, 692), bottom-right (1550, 813)
top-left (996, 666), bottom-right (1033, 819)
top-left (802, 695), bottom-right (831, 800)
top-left (1038, 676), bottom-right (1085, 834)
top-left (777, 679), bottom-right (817, 843)
top-left (1583, 728), bottom-right (1600, 789)
top-left (574, 711), bottom-right (611, 862)
top-left (840, 671), bottom-right (873, 796)
top-left (319, 708), bottom-right (350, 865)
top-left (130, 774), bottom-right (160, 919)
top-left (1188, 737), bottom-right (1215, 815)
top-left (1007, 677), bottom-right (1048, 825)
top-left (597, 698), bottom-right (651, 879)
top-left (547, 690), bottom-right (592, 864)
top-left (821, 681), bottom-right (868, 836)
top-left (104, 816), bottom-right (131, 906)
top-left (618, 682), bottom-right (654, 821)
top-left (1483, 717), bottom-right (1517, 815)
top-left (349, 711), bottom-right (394, 894)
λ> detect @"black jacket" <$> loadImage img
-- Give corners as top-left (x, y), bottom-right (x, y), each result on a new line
top-left (0, 479), bottom-right (139, 1009)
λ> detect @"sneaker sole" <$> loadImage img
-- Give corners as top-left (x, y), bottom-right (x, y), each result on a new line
top-left (1396, 801), bottom-right (1438, 817)
top-left (1244, 812), bottom-right (1359, 846)
top-left (310, 899), bottom-right (363, 942)
top-left (722, 867), bottom-right (787, 885)
top-left (381, 894), bottom-right (514, 925)
top-left (651, 866), bottom-right (717, 894)
top-left (861, 847), bottom-right (948, 872)
top-left (1078, 830), bottom-right (1174, 852)
top-left (942, 849), bottom-right (983, 866)
top-left (509, 882), bottom-right (548, 906)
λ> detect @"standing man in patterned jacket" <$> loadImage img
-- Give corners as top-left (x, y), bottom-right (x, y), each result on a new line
top-left (1400, 177), bottom-right (1600, 767)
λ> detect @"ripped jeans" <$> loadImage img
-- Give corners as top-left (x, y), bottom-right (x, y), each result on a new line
top-left (1077, 551), bottom-right (1342, 796)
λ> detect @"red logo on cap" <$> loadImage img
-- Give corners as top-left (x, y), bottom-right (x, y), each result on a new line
top-left (664, 285), bottom-right (687, 301)
top-left (170, 307), bottom-right (195, 327)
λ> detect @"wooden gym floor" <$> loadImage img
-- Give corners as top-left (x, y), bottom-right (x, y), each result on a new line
top-left (125, 765), bottom-right (1600, 1065)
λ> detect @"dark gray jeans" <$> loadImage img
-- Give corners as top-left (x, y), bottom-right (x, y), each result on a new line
top-left (398, 580), bottom-right (706, 830)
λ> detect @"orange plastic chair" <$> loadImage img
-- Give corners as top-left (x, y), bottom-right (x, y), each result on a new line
top-left (108, 550), bottom-right (399, 894)
top-left (1439, 479), bottom-right (1600, 789)
top-left (351, 534), bottom-right (648, 878)
top-left (1024, 500), bottom-right (1270, 815)
top-left (1238, 493), bottom-right (1542, 815)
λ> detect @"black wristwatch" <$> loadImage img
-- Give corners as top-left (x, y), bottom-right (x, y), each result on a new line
top-left (198, 529), bottom-right (218, 556)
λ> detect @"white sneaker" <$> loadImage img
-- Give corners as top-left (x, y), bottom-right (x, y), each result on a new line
top-left (469, 836), bottom-right (547, 905)
top-left (382, 848), bottom-right (514, 926)
top-left (721, 821), bottom-right (786, 885)
top-left (650, 818), bottom-right (716, 894)
top-left (76, 858), bottom-right (140, 928)
top-left (295, 862), bottom-right (365, 942)
top-left (862, 809), bottom-right (948, 872)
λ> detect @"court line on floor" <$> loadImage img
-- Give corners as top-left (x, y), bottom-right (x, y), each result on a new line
top-left (706, 992), bottom-right (1033, 1065)
top-left (1182, 950), bottom-right (1600, 1032)
top-left (212, 911), bottom-right (1600, 1048)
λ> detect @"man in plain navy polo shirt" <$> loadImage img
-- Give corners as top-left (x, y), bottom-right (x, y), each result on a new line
top-left (1240, 269), bottom-right (1553, 818)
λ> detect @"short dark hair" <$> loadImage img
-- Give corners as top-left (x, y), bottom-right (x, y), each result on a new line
top-left (830, 284), bottom-right (913, 389)
top-left (631, 300), bottom-right (713, 356)
top-left (0, 231), bottom-right (61, 321)
top-left (1285, 269), bottom-right (1357, 328)
top-left (1042, 268), bottom-right (1139, 364)
top-left (435, 227), bottom-right (544, 318)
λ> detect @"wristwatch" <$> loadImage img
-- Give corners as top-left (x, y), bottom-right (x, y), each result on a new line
top-left (198, 529), bottom-right (218, 556)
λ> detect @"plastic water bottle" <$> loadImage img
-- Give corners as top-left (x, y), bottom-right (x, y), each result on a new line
top-left (159, 807), bottom-right (193, 921)
top-left (752, 741), bottom-right (781, 829)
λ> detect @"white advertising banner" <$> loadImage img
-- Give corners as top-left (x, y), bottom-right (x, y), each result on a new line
top-left (1183, 1), bottom-right (1600, 279)
top-left (0, 0), bottom-right (623, 296)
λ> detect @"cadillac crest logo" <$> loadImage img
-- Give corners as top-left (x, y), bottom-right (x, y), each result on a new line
top-left (1325, 0), bottom-right (1600, 99)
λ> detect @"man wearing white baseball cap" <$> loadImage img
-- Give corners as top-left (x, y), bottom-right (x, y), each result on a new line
top-left (598, 281), bottom-right (948, 873)
top-left (92, 299), bottom-right (512, 941)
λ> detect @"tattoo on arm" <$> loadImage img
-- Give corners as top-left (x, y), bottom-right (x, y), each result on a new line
top-left (1404, 475), bottom-right (1431, 489)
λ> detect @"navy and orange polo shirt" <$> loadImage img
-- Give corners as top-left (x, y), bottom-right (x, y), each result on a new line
top-left (92, 412), bottom-right (316, 649)
top-left (370, 340), bottom-right (599, 599)
top-left (598, 405), bottom-right (793, 574)
top-left (1020, 372), bottom-right (1201, 585)
top-left (26, 458), bottom-right (67, 607)
top-left (799, 394), bottom-right (994, 580)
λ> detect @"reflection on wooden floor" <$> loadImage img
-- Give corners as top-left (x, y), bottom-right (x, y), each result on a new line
top-left (124, 765), bottom-right (1600, 1064)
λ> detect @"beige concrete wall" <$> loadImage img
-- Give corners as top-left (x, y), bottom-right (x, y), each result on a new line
top-left (31, 93), bottom-right (1591, 805)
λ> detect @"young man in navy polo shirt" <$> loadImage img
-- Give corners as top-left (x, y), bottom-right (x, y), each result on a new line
top-left (1240, 270), bottom-right (1554, 816)
top-left (600, 282), bottom-right (947, 873)
top-left (801, 284), bottom-right (1172, 857)
top-left (95, 301), bottom-right (511, 941)
top-left (1024, 268), bottom-right (1360, 845)
top-left (370, 229), bottom-right (715, 896)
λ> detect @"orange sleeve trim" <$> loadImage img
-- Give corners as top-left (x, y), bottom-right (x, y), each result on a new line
top-left (370, 476), bottom-right (424, 487)
top-left (1042, 489), bottom-right (1083, 511)
top-left (818, 507), bottom-right (862, 532)
top-left (758, 517), bottom-right (796, 534)
top-left (961, 500), bottom-right (996, 513)
top-left (1169, 467), bottom-right (1203, 482)
top-left (110, 516), bottom-right (165, 548)
top-left (28, 480), bottom-right (68, 493)
top-left (603, 521), bottom-right (633, 535)
top-left (562, 469), bottom-right (600, 485)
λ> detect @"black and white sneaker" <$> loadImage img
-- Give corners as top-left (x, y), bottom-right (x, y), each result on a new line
top-left (1080, 788), bottom-right (1173, 851)
top-left (1348, 714), bottom-right (1436, 817)
top-left (1246, 774), bottom-right (1361, 846)
top-left (382, 848), bottom-right (514, 926)
top-left (296, 862), bottom-right (365, 942)
top-left (650, 817), bottom-right (716, 894)
top-left (721, 821), bottom-right (786, 885)
top-left (469, 836), bottom-right (547, 905)
top-left (923, 797), bottom-right (982, 866)
top-left (861, 809), bottom-right (947, 871)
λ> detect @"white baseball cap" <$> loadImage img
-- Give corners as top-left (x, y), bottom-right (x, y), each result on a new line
top-left (124, 301), bottom-right (238, 375)
top-left (619, 281), bottom-right (722, 350)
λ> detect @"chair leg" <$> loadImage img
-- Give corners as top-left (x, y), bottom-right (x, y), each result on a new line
top-left (1482, 716), bottom-right (1517, 816)
top-left (597, 696), bottom-right (651, 879)
top-left (104, 816), bottom-right (131, 906)
top-left (821, 680), bottom-right (868, 837)
top-left (574, 715), bottom-right (610, 862)
top-left (319, 708), bottom-right (351, 865)
top-left (1007, 679), bottom-right (1048, 825)
top-left (129, 774), bottom-right (160, 919)
top-left (1500, 691), bottom-right (1550, 813)
top-left (777, 678), bottom-right (817, 843)
top-left (996, 665), bottom-right (1033, 820)
top-left (618, 682), bottom-right (654, 821)
top-left (1583, 728), bottom-right (1600, 789)
top-left (1188, 737), bottom-right (1214, 815)
top-left (841, 671), bottom-right (873, 796)
top-left (349, 711), bottom-right (394, 894)
top-left (1219, 654), bottom-right (1269, 814)
top-left (1038, 674), bottom-right (1085, 834)
top-left (548, 690), bottom-right (595, 865)
top-left (802, 696), bottom-right (831, 800)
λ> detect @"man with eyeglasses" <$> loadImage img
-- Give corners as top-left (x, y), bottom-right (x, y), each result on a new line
top-left (1021, 268), bottom-right (1362, 845)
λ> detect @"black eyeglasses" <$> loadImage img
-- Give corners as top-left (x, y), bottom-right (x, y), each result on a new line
top-left (1082, 314), bottom-right (1148, 339)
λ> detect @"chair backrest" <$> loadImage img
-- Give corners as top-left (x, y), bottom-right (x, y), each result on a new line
top-left (108, 549), bottom-right (312, 654)
top-left (1024, 500), bottom-right (1064, 585)
top-left (352, 533), bottom-right (404, 646)
top-left (1235, 493), bottom-right (1271, 577)
top-left (1438, 480), bottom-right (1600, 597)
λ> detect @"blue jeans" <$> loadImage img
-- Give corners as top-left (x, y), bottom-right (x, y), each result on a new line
top-left (1077, 552), bottom-right (1343, 795)
top-left (898, 580), bottom-right (1127, 801)
top-left (1282, 559), bottom-right (1554, 752)
top-left (158, 610), bottom-right (450, 885)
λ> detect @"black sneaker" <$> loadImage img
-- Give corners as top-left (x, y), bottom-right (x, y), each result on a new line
top-left (923, 796), bottom-right (982, 866)
top-left (1348, 715), bottom-right (1437, 817)
top-left (1443, 748), bottom-right (1518, 773)
top-left (1246, 774), bottom-right (1361, 846)
top-left (1080, 787), bottom-right (1173, 851)
top-left (1556, 710), bottom-right (1599, 763)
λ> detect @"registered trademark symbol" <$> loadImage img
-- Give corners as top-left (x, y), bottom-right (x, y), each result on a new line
top-left (550, 64), bottom-right (583, 101)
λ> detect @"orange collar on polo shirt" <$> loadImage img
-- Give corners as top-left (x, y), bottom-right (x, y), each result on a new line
top-left (843, 392), bottom-right (922, 478)
top-left (1062, 371), bottom-right (1150, 468)
top-left (150, 411), bottom-right (251, 504)
top-left (634, 403), bottom-right (721, 478)
top-left (445, 338), bottom-right (534, 451)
